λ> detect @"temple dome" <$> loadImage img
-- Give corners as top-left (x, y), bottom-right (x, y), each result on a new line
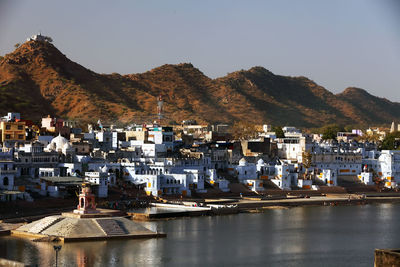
top-left (50, 134), bottom-right (68, 150)
top-left (49, 134), bottom-right (70, 151)
top-left (63, 142), bottom-right (72, 150)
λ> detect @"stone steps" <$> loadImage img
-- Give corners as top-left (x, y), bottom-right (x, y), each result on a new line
top-left (29, 216), bottom-right (63, 234)
top-left (94, 219), bottom-right (127, 236)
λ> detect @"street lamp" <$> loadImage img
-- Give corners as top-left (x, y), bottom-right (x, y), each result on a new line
top-left (53, 245), bottom-right (62, 267)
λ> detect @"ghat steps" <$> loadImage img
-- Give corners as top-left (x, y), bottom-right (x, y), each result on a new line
top-left (29, 216), bottom-right (63, 234)
top-left (95, 218), bottom-right (127, 236)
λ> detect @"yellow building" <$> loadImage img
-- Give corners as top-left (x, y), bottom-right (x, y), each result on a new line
top-left (0, 121), bottom-right (26, 143)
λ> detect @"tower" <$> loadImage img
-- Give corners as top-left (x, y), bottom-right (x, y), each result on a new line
top-left (390, 121), bottom-right (395, 133)
top-left (157, 94), bottom-right (163, 125)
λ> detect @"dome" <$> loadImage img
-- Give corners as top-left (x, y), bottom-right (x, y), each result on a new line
top-left (46, 143), bottom-right (53, 151)
top-left (239, 158), bottom-right (247, 166)
top-left (257, 158), bottom-right (265, 165)
top-left (49, 134), bottom-right (69, 151)
top-left (63, 142), bottom-right (72, 150)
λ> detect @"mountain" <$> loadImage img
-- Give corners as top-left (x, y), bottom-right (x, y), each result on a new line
top-left (0, 40), bottom-right (398, 127)
top-left (337, 87), bottom-right (400, 125)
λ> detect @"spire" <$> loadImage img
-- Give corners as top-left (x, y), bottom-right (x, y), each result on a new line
top-left (390, 121), bottom-right (395, 133)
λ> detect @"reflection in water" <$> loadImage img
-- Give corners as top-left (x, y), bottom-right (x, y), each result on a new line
top-left (1, 204), bottom-right (400, 266)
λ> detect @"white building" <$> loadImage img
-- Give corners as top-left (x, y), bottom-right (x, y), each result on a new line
top-left (236, 158), bottom-right (265, 192)
top-left (85, 169), bottom-right (109, 198)
top-left (0, 151), bottom-right (15, 190)
top-left (256, 159), bottom-right (296, 190)
top-left (236, 158), bottom-right (257, 181)
top-left (316, 169), bottom-right (338, 186)
top-left (45, 134), bottom-right (75, 162)
top-left (282, 126), bottom-right (302, 137)
top-left (363, 150), bottom-right (400, 188)
top-left (358, 170), bottom-right (374, 186)
top-left (277, 136), bottom-right (314, 163)
top-left (26, 33), bottom-right (52, 42)
top-left (313, 152), bottom-right (362, 176)
top-left (122, 157), bottom-right (211, 197)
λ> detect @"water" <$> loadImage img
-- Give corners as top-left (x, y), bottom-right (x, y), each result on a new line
top-left (1, 203), bottom-right (399, 266)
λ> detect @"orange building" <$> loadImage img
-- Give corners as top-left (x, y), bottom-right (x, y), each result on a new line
top-left (0, 121), bottom-right (26, 143)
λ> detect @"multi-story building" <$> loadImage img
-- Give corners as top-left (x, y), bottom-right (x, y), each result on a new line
top-left (0, 150), bottom-right (16, 190)
top-left (41, 116), bottom-right (70, 135)
top-left (277, 136), bottom-right (314, 163)
top-left (313, 151), bottom-right (362, 176)
top-left (0, 121), bottom-right (26, 144)
top-left (122, 157), bottom-right (211, 196)
top-left (363, 150), bottom-right (400, 188)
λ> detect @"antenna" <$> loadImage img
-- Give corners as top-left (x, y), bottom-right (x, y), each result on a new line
top-left (157, 94), bottom-right (163, 125)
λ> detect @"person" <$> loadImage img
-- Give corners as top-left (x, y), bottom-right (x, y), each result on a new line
top-left (240, 193), bottom-right (243, 198)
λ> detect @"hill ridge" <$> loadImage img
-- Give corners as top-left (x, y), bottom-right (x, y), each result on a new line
top-left (0, 41), bottom-right (398, 126)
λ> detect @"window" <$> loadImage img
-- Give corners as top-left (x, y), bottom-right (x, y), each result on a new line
top-left (18, 135), bottom-right (24, 139)
top-left (5, 125), bottom-right (10, 130)
top-left (18, 125), bottom-right (23, 130)
top-left (5, 134), bottom-right (11, 139)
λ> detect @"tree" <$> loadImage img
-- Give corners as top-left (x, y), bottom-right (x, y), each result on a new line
top-left (272, 126), bottom-right (284, 138)
top-left (302, 151), bottom-right (313, 169)
top-left (14, 43), bottom-right (20, 49)
top-left (302, 151), bottom-right (313, 180)
top-left (355, 132), bottom-right (380, 143)
top-left (321, 124), bottom-right (344, 140)
top-left (381, 131), bottom-right (400, 150)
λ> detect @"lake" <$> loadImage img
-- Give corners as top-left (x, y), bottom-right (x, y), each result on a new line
top-left (1, 203), bottom-right (399, 266)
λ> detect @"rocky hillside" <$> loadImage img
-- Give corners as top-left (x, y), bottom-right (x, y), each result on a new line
top-left (337, 87), bottom-right (400, 125)
top-left (0, 41), bottom-right (398, 127)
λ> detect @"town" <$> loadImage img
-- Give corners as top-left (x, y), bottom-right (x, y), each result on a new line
top-left (2, 2), bottom-right (400, 264)
top-left (0, 106), bottom-right (399, 208)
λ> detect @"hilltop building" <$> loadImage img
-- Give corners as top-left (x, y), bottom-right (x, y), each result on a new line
top-left (26, 33), bottom-right (53, 42)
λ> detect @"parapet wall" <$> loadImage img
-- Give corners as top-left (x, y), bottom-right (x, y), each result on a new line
top-left (0, 258), bottom-right (25, 267)
top-left (374, 249), bottom-right (400, 267)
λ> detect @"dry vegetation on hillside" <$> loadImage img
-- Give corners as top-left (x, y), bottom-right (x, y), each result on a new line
top-left (0, 41), bottom-right (399, 127)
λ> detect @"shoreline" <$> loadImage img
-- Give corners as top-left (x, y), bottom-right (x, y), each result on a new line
top-left (1, 194), bottom-right (400, 226)
top-left (237, 196), bottom-right (400, 212)
top-left (129, 194), bottom-right (400, 220)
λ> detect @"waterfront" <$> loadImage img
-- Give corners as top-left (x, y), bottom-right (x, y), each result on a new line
top-left (1, 203), bottom-right (400, 266)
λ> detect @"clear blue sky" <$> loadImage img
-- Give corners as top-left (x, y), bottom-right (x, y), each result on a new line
top-left (1, 0), bottom-right (400, 101)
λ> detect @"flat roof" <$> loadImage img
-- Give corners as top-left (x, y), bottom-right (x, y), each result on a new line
top-left (40, 176), bottom-right (84, 183)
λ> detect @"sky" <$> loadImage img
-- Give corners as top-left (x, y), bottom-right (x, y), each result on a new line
top-left (1, 0), bottom-right (400, 101)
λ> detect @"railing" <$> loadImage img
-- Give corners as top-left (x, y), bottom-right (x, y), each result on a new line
top-left (0, 169), bottom-right (17, 174)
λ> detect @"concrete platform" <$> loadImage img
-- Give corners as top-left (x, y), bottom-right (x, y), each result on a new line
top-left (12, 209), bottom-right (166, 242)
top-left (62, 208), bottom-right (124, 218)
